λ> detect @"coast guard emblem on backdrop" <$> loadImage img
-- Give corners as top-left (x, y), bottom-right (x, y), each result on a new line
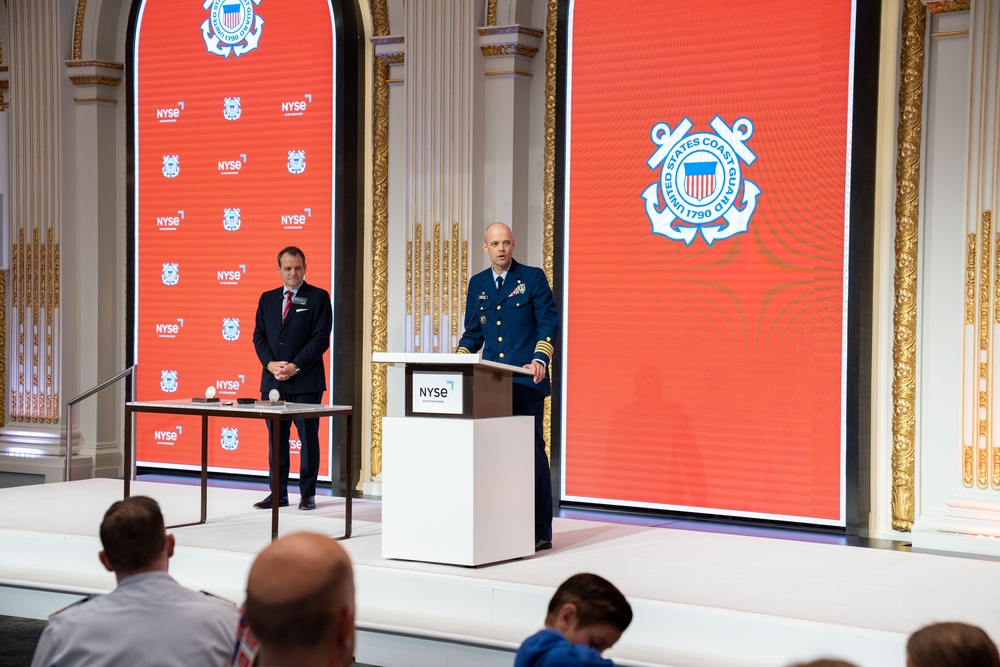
top-left (162, 155), bottom-right (179, 178)
top-left (223, 97), bottom-right (242, 121)
top-left (220, 427), bottom-right (239, 451)
top-left (202, 0), bottom-right (263, 59)
top-left (287, 150), bottom-right (306, 174)
top-left (161, 263), bottom-right (180, 286)
top-left (222, 318), bottom-right (240, 341)
top-left (223, 208), bottom-right (242, 232)
top-left (160, 370), bottom-right (179, 393)
top-left (642, 116), bottom-right (761, 246)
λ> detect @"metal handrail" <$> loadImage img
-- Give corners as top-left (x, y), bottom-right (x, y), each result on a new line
top-left (66, 366), bottom-right (135, 482)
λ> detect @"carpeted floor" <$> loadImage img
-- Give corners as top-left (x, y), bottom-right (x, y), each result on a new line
top-left (0, 615), bottom-right (46, 667)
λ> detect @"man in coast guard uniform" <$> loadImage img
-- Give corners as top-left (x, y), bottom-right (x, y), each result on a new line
top-left (30, 496), bottom-right (239, 667)
top-left (457, 222), bottom-right (559, 551)
top-left (252, 246), bottom-right (333, 511)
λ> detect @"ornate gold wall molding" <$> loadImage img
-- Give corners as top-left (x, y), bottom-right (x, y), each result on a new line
top-left (542, 0), bottom-right (557, 456)
top-left (73, 0), bottom-right (86, 60)
top-left (479, 26), bottom-right (544, 38)
top-left (979, 215), bottom-right (992, 488)
top-left (891, 0), bottom-right (925, 531)
top-left (487, 0), bottom-right (497, 27)
top-left (369, 0), bottom-right (390, 480)
top-left (480, 44), bottom-right (539, 58)
top-left (923, 0), bottom-right (970, 14)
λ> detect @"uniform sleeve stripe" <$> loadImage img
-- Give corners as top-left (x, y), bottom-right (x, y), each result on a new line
top-left (456, 347), bottom-right (471, 354)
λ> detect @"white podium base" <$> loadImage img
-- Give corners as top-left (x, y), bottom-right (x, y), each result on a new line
top-left (382, 416), bottom-right (534, 566)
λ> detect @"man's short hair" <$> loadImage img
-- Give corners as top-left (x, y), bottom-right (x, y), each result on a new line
top-left (99, 496), bottom-right (167, 573)
top-left (544, 573), bottom-right (632, 632)
top-left (277, 246), bottom-right (306, 266)
top-left (244, 555), bottom-right (351, 650)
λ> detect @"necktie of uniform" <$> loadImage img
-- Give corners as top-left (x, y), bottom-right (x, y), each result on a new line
top-left (282, 290), bottom-right (292, 322)
top-left (496, 276), bottom-right (504, 293)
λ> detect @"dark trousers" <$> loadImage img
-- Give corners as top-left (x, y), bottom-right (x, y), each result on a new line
top-left (512, 383), bottom-right (553, 541)
top-left (263, 390), bottom-right (322, 499)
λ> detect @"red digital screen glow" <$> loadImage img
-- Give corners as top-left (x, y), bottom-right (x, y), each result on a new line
top-left (132, 0), bottom-right (336, 478)
top-left (561, 0), bottom-right (856, 524)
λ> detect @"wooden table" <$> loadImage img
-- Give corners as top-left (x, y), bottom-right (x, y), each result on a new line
top-left (124, 399), bottom-right (354, 540)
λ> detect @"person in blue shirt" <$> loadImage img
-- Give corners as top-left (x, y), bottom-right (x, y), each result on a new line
top-left (515, 573), bottom-right (633, 667)
top-left (457, 222), bottom-right (559, 551)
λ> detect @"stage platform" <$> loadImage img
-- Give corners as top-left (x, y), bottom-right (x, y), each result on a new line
top-left (2, 479), bottom-right (999, 667)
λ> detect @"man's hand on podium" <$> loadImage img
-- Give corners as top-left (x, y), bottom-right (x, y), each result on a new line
top-left (524, 360), bottom-right (547, 384)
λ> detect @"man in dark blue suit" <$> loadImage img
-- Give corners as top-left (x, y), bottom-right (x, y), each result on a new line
top-left (252, 246), bottom-right (332, 511)
top-left (457, 223), bottom-right (559, 551)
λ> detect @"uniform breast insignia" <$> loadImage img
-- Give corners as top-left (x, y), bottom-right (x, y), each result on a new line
top-left (642, 115), bottom-right (760, 246)
top-left (480, 315), bottom-right (487, 324)
top-left (507, 283), bottom-right (526, 298)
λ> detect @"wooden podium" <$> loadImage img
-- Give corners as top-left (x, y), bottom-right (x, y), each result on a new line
top-left (373, 353), bottom-right (534, 566)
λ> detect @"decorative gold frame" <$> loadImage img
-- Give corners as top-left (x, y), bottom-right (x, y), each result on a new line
top-left (891, 0), bottom-right (925, 531)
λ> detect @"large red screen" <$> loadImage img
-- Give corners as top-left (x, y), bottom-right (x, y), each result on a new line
top-left (133, 0), bottom-right (335, 478)
top-left (562, 0), bottom-right (855, 524)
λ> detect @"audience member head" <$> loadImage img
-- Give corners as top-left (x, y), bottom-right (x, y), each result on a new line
top-left (97, 495), bottom-right (173, 580)
top-left (543, 573), bottom-right (633, 654)
top-left (244, 532), bottom-right (355, 667)
top-left (907, 621), bottom-right (1000, 667)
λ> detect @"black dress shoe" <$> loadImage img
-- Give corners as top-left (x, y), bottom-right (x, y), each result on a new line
top-left (298, 496), bottom-right (316, 510)
top-left (253, 495), bottom-right (289, 510)
top-left (535, 539), bottom-right (552, 552)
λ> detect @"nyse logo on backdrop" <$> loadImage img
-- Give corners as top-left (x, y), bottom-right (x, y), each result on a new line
top-left (162, 263), bottom-right (180, 286)
top-left (223, 208), bottom-right (242, 231)
top-left (156, 102), bottom-right (184, 122)
top-left (281, 95), bottom-right (311, 116)
top-left (216, 375), bottom-right (245, 395)
top-left (218, 155), bottom-right (246, 175)
top-left (162, 155), bottom-right (180, 178)
top-left (289, 439), bottom-right (302, 453)
top-left (218, 264), bottom-right (245, 285)
top-left (642, 116), bottom-right (761, 247)
top-left (154, 426), bottom-right (182, 446)
top-left (287, 150), bottom-right (306, 174)
top-left (220, 427), bottom-right (239, 451)
top-left (160, 370), bottom-right (179, 393)
top-left (222, 318), bottom-right (240, 341)
top-left (155, 319), bottom-right (184, 338)
top-left (281, 208), bottom-right (310, 230)
top-left (156, 211), bottom-right (183, 231)
top-left (202, 0), bottom-right (263, 59)
top-left (223, 97), bottom-right (242, 121)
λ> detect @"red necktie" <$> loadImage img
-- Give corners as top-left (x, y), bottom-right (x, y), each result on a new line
top-left (282, 290), bottom-right (292, 322)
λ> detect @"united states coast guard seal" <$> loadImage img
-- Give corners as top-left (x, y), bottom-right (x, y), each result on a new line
top-left (641, 116), bottom-right (761, 246)
top-left (202, 0), bottom-right (264, 59)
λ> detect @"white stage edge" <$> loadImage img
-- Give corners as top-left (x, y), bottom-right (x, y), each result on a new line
top-left (2, 480), bottom-right (1000, 666)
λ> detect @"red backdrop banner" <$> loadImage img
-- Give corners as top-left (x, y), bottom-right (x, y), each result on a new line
top-left (562, 0), bottom-right (855, 523)
top-left (133, 0), bottom-right (335, 477)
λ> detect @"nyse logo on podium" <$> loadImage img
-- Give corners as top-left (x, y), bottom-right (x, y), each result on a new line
top-left (412, 372), bottom-right (463, 415)
top-left (641, 116), bottom-right (761, 247)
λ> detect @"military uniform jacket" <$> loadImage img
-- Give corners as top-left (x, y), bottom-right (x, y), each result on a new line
top-left (253, 281), bottom-right (333, 395)
top-left (458, 259), bottom-right (559, 396)
top-left (30, 571), bottom-right (239, 667)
